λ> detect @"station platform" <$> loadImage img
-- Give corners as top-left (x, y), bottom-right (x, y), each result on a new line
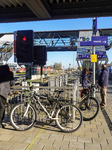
top-left (0, 80), bottom-right (112, 150)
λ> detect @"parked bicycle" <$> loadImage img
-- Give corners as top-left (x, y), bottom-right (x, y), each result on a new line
top-left (10, 86), bottom-right (83, 133)
top-left (79, 80), bottom-right (100, 121)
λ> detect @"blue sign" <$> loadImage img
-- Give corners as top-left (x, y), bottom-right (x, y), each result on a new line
top-left (80, 36), bottom-right (108, 46)
top-left (96, 51), bottom-right (106, 55)
top-left (96, 51), bottom-right (106, 59)
top-left (80, 41), bottom-right (92, 46)
top-left (78, 51), bottom-right (107, 59)
top-left (97, 55), bottom-right (106, 59)
top-left (78, 54), bottom-right (90, 59)
top-left (92, 36), bottom-right (108, 45)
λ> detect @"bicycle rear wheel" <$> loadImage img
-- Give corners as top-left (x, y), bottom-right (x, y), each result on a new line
top-left (10, 102), bottom-right (37, 131)
top-left (56, 104), bottom-right (83, 133)
top-left (79, 97), bottom-right (99, 121)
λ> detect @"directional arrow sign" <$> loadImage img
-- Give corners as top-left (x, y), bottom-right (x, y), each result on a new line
top-left (92, 36), bottom-right (108, 45)
top-left (80, 36), bottom-right (108, 46)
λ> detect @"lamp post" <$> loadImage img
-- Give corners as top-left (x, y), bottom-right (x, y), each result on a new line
top-left (52, 61), bottom-right (54, 69)
top-left (63, 66), bottom-right (64, 73)
top-left (52, 61), bottom-right (54, 73)
top-left (69, 63), bottom-right (71, 73)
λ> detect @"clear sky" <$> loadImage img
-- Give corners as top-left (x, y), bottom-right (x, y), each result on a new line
top-left (0, 16), bottom-right (112, 69)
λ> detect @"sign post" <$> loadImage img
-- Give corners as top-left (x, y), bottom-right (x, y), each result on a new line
top-left (80, 19), bottom-right (108, 97)
top-left (14, 31), bottom-right (17, 62)
top-left (92, 18), bottom-right (97, 97)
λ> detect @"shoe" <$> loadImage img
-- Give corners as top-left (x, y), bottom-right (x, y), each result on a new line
top-left (100, 104), bottom-right (106, 108)
top-left (0, 124), bottom-right (2, 128)
top-left (2, 124), bottom-right (6, 128)
top-left (0, 123), bottom-right (6, 128)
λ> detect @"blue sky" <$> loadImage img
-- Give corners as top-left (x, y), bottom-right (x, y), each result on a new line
top-left (0, 17), bottom-right (112, 69)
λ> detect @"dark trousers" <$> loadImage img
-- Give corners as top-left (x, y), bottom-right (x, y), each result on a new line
top-left (0, 96), bottom-right (6, 124)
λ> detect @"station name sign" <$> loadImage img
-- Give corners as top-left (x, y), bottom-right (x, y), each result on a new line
top-left (80, 36), bottom-right (108, 46)
top-left (78, 51), bottom-right (106, 59)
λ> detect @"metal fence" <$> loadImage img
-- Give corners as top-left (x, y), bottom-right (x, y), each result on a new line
top-left (5, 75), bottom-right (79, 124)
top-left (48, 74), bottom-right (68, 91)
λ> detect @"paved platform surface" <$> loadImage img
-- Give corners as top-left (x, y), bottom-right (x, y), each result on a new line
top-left (0, 80), bottom-right (112, 150)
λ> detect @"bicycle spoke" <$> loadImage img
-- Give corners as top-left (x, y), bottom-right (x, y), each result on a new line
top-left (79, 97), bottom-right (99, 121)
top-left (10, 102), bottom-right (36, 131)
top-left (56, 105), bottom-right (82, 133)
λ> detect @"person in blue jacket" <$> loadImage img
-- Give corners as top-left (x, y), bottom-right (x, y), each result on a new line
top-left (98, 64), bottom-right (109, 108)
top-left (82, 68), bottom-right (89, 88)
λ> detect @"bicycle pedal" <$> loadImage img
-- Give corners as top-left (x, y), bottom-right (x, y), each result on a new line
top-left (42, 118), bottom-right (51, 121)
top-left (80, 105), bottom-right (86, 111)
top-left (86, 105), bottom-right (91, 110)
top-left (51, 118), bottom-right (59, 120)
top-left (80, 107), bottom-right (86, 111)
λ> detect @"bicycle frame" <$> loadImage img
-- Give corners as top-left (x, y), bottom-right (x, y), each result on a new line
top-left (24, 91), bottom-right (59, 120)
top-left (10, 86), bottom-right (83, 132)
top-left (80, 83), bottom-right (99, 108)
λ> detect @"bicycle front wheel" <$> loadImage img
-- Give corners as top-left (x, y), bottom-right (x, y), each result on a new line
top-left (10, 102), bottom-right (37, 131)
top-left (56, 104), bottom-right (83, 133)
top-left (79, 97), bottom-right (99, 121)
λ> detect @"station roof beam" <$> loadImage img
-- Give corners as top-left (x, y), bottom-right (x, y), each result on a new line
top-left (0, 0), bottom-right (112, 23)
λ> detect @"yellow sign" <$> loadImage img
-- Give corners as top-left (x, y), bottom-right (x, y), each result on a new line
top-left (91, 54), bottom-right (97, 62)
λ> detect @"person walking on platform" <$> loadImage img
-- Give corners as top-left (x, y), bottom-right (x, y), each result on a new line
top-left (82, 68), bottom-right (89, 88)
top-left (0, 65), bottom-right (15, 128)
top-left (98, 64), bottom-right (109, 108)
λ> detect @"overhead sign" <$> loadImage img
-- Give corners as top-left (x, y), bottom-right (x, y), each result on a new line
top-left (96, 51), bottom-right (106, 58)
top-left (91, 54), bottom-right (97, 62)
top-left (80, 36), bottom-right (108, 46)
top-left (97, 55), bottom-right (106, 58)
top-left (78, 54), bottom-right (90, 59)
top-left (96, 51), bottom-right (106, 55)
top-left (92, 36), bottom-right (108, 45)
top-left (78, 51), bottom-right (106, 59)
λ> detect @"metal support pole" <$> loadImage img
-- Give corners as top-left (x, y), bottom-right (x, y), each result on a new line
top-left (92, 46), bottom-right (95, 97)
top-left (73, 54), bottom-right (75, 69)
top-left (40, 66), bottom-right (43, 82)
top-left (92, 17), bottom-right (97, 97)
top-left (26, 65), bottom-right (31, 80)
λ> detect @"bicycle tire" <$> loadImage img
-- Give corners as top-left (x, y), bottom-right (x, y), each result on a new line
top-left (55, 104), bottom-right (83, 133)
top-left (79, 97), bottom-right (99, 121)
top-left (10, 102), bottom-right (37, 131)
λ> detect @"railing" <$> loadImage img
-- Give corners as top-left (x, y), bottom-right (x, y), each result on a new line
top-left (5, 75), bottom-right (79, 123)
top-left (48, 74), bottom-right (68, 90)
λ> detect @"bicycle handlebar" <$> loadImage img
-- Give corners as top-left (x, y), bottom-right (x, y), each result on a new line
top-left (85, 78), bottom-right (100, 90)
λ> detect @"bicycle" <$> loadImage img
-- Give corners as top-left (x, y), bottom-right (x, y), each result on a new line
top-left (79, 81), bottom-right (100, 121)
top-left (10, 86), bottom-right (83, 133)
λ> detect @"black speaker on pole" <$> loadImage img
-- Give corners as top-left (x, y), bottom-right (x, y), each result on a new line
top-left (33, 46), bottom-right (47, 66)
